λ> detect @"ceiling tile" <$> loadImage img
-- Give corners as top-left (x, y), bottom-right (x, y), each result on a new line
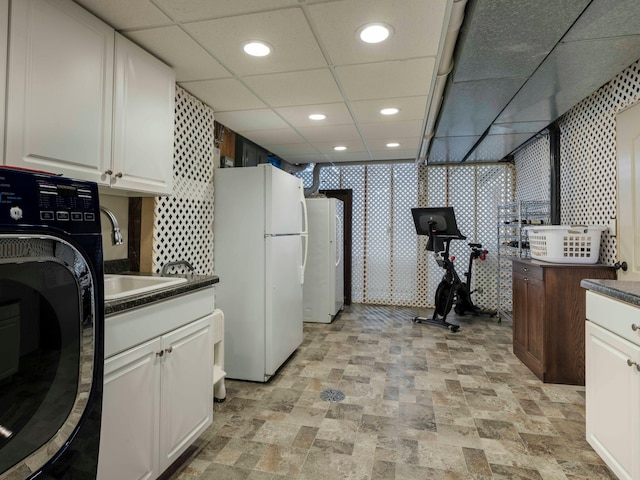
top-left (278, 153), bottom-right (331, 165)
top-left (489, 121), bottom-right (549, 135)
top-left (180, 78), bottom-right (266, 112)
top-left (274, 103), bottom-right (354, 128)
top-left (428, 136), bottom-right (480, 164)
top-left (350, 96), bottom-right (428, 123)
top-left (124, 26), bottom-right (231, 82)
top-left (151, 0), bottom-right (301, 22)
top-left (453, 0), bottom-right (589, 82)
top-left (214, 110), bottom-right (289, 131)
top-left (183, 8), bottom-right (326, 76)
top-left (313, 139), bottom-right (368, 154)
top-left (335, 58), bottom-right (435, 101)
top-left (297, 124), bottom-right (361, 143)
top-left (562, 0), bottom-right (640, 42)
top-left (466, 133), bottom-right (535, 162)
top-left (237, 127), bottom-right (307, 146)
top-left (358, 121), bottom-right (423, 142)
top-left (306, 0), bottom-right (446, 66)
top-left (435, 77), bottom-right (526, 137)
top-left (497, 35), bottom-right (640, 125)
top-left (243, 69), bottom-right (343, 107)
top-left (259, 143), bottom-right (321, 156)
top-left (73, 0), bottom-right (172, 29)
top-left (365, 136), bottom-right (421, 151)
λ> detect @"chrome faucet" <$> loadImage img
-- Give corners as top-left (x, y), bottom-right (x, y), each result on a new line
top-left (99, 206), bottom-right (124, 246)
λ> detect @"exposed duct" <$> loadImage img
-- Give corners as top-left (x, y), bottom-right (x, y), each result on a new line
top-left (418, 0), bottom-right (467, 162)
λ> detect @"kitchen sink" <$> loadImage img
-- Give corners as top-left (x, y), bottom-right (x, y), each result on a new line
top-left (104, 274), bottom-right (187, 300)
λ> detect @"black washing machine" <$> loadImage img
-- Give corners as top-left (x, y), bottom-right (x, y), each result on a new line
top-left (0, 168), bottom-right (104, 479)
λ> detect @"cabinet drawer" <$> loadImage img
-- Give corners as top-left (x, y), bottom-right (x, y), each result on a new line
top-left (512, 261), bottom-right (543, 281)
top-left (586, 291), bottom-right (640, 346)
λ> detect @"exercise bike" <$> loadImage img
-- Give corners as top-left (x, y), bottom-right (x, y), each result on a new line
top-left (411, 207), bottom-right (497, 332)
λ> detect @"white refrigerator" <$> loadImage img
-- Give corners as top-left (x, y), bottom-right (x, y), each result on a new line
top-left (303, 197), bottom-right (344, 323)
top-left (214, 165), bottom-right (308, 382)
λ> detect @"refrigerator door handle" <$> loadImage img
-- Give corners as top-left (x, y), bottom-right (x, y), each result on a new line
top-left (335, 214), bottom-right (343, 267)
top-left (300, 193), bottom-right (308, 235)
top-left (299, 232), bottom-right (308, 284)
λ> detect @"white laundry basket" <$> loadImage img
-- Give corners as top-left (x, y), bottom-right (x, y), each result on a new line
top-left (524, 225), bottom-right (607, 264)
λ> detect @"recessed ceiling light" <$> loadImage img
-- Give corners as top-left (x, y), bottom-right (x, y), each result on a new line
top-left (243, 41), bottom-right (272, 57)
top-left (380, 107), bottom-right (399, 115)
top-left (309, 114), bottom-right (326, 121)
top-left (334, 146), bottom-right (347, 151)
top-left (386, 142), bottom-right (400, 148)
top-left (357, 23), bottom-right (393, 44)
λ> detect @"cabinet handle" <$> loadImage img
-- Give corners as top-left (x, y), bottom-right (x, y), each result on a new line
top-left (626, 359), bottom-right (640, 371)
top-left (156, 350), bottom-right (164, 357)
top-left (523, 267), bottom-right (528, 272)
top-left (104, 169), bottom-right (113, 175)
top-left (165, 347), bottom-right (173, 354)
top-left (115, 172), bottom-right (123, 178)
top-left (632, 324), bottom-right (639, 331)
top-left (523, 277), bottom-right (528, 282)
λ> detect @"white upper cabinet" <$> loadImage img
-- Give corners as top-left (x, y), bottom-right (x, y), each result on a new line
top-left (4, 0), bottom-right (175, 196)
top-left (5, 0), bottom-right (114, 183)
top-left (111, 34), bottom-right (175, 196)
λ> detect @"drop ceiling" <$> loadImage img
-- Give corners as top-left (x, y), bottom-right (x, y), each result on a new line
top-left (73, 0), bottom-right (640, 166)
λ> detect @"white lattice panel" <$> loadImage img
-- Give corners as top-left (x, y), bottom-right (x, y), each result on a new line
top-left (153, 86), bottom-right (215, 275)
top-left (515, 135), bottom-right (550, 202)
top-left (364, 164), bottom-right (392, 304)
top-left (339, 165), bottom-right (366, 303)
top-left (514, 59), bottom-right (640, 266)
top-left (295, 161), bottom-right (513, 309)
top-left (391, 163), bottom-right (420, 306)
top-left (426, 166), bottom-right (448, 307)
top-left (475, 165), bottom-right (514, 309)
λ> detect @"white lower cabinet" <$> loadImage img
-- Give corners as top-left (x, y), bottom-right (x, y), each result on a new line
top-left (98, 311), bottom-right (214, 480)
top-left (585, 291), bottom-right (640, 480)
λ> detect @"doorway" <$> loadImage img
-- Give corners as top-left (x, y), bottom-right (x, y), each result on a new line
top-left (320, 189), bottom-right (352, 305)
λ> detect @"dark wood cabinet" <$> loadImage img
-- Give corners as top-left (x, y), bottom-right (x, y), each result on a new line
top-left (511, 258), bottom-right (615, 385)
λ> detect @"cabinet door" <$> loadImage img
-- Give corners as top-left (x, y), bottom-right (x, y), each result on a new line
top-left (525, 276), bottom-right (544, 364)
top-left (159, 315), bottom-right (213, 471)
top-left (6, 0), bottom-right (113, 183)
top-left (98, 338), bottom-right (162, 480)
top-left (512, 272), bottom-right (544, 379)
top-left (112, 33), bottom-right (175, 195)
top-left (0, 0), bottom-right (7, 164)
top-left (586, 322), bottom-right (640, 480)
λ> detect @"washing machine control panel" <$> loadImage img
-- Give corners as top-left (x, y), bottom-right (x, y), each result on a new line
top-left (0, 168), bottom-right (100, 234)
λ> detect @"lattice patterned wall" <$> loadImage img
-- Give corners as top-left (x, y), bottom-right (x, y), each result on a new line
top-left (514, 59), bottom-right (640, 265)
top-left (298, 162), bottom-right (514, 308)
top-left (152, 86), bottom-right (215, 274)
top-left (515, 135), bottom-right (550, 202)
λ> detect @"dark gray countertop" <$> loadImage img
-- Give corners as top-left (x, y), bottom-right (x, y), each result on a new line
top-left (104, 273), bottom-right (219, 316)
top-left (581, 279), bottom-right (640, 307)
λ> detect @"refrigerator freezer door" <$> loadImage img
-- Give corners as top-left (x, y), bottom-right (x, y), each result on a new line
top-left (264, 165), bottom-right (306, 235)
top-left (265, 235), bottom-right (304, 376)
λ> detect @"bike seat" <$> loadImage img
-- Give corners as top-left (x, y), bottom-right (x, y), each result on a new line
top-left (468, 243), bottom-right (482, 248)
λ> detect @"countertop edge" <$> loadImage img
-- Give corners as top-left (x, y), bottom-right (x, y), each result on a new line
top-left (581, 279), bottom-right (640, 307)
top-left (105, 274), bottom-right (219, 315)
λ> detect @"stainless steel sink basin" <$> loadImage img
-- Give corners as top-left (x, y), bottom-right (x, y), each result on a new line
top-left (104, 274), bottom-right (187, 300)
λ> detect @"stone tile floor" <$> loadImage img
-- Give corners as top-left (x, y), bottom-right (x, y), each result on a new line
top-left (164, 304), bottom-right (617, 480)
